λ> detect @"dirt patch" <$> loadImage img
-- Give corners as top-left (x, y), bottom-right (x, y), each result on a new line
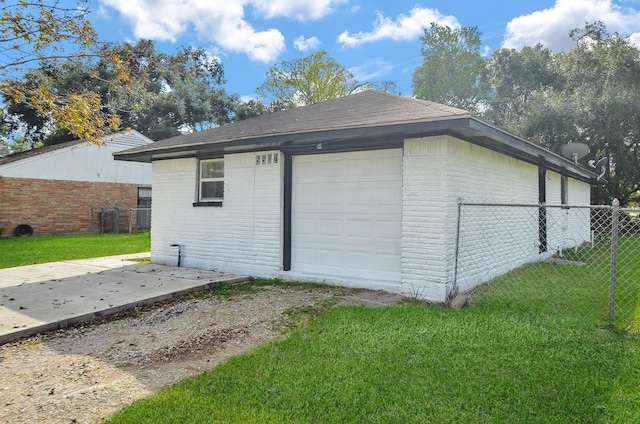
top-left (0, 284), bottom-right (401, 423)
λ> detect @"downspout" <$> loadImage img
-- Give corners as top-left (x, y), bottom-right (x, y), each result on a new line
top-left (451, 200), bottom-right (463, 299)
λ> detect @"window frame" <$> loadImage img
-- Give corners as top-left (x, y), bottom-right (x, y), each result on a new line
top-left (195, 158), bottom-right (224, 206)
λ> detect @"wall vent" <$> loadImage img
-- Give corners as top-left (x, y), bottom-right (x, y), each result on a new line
top-left (255, 153), bottom-right (279, 166)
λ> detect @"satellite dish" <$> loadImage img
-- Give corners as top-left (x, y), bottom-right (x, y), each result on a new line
top-left (561, 142), bottom-right (590, 163)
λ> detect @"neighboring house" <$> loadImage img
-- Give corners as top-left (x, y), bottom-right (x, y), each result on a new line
top-left (0, 130), bottom-right (153, 236)
top-left (114, 91), bottom-right (597, 302)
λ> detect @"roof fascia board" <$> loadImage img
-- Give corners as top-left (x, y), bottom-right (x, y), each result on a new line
top-left (464, 118), bottom-right (596, 183)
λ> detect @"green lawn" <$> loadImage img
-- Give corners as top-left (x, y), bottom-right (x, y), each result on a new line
top-left (0, 232), bottom-right (150, 269)
top-left (108, 260), bottom-right (640, 423)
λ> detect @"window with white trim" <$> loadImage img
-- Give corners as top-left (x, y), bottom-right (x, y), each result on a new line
top-left (199, 159), bottom-right (224, 202)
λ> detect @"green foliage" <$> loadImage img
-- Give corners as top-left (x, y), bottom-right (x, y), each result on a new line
top-left (513, 24), bottom-right (640, 204)
top-left (3, 40), bottom-right (236, 144)
top-left (413, 22), bottom-right (640, 205)
top-left (0, 232), bottom-right (150, 269)
top-left (483, 44), bottom-right (562, 132)
top-left (0, 1), bottom-right (120, 145)
top-left (417, 20), bottom-right (640, 206)
top-left (256, 50), bottom-right (359, 106)
top-left (0, 0), bottom-right (96, 73)
top-left (412, 23), bottom-right (487, 113)
top-left (232, 99), bottom-right (293, 121)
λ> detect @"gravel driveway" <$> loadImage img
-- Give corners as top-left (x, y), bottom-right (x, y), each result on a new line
top-left (0, 284), bottom-right (401, 423)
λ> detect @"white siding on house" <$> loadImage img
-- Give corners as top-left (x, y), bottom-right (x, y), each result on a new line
top-left (0, 131), bottom-right (152, 185)
top-left (151, 152), bottom-right (283, 276)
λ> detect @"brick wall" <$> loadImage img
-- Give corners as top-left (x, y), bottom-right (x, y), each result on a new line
top-left (401, 135), bottom-right (591, 300)
top-left (150, 152), bottom-right (283, 274)
top-left (402, 135), bottom-right (542, 301)
top-left (0, 176), bottom-right (139, 236)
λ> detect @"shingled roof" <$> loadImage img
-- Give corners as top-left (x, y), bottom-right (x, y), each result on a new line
top-left (115, 91), bottom-right (468, 158)
top-left (113, 90), bottom-right (596, 183)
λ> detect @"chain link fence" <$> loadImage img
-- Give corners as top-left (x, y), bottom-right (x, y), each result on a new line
top-left (90, 206), bottom-right (151, 234)
top-left (90, 206), bottom-right (121, 234)
top-left (456, 201), bottom-right (640, 331)
top-left (128, 207), bottom-right (151, 234)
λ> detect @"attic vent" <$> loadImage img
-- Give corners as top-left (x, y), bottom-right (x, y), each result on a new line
top-left (255, 153), bottom-right (279, 166)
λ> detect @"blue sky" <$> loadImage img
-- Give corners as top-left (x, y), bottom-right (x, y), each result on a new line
top-left (90, 0), bottom-right (640, 101)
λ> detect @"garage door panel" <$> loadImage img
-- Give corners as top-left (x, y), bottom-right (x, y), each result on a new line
top-left (347, 186), bottom-right (371, 205)
top-left (345, 251), bottom-right (371, 270)
top-left (376, 156), bottom-right (403, 177)
top-left (377, 183), bottom-right (402, 205)
top-left (376, 220), bottom-right (402, 239)
top-left (295, 190), bottom-right (315, 206)
top-left (292, 149), bottom-right (402, 282)
top-left (346, 219), bottom-right (371, 238)
top-left (346, 158), bottom-right (373, 177)
top-left (294, 218), bottom-right (315, 235)
top-left (295, 247), bottom-right (315, 265)
top-left (316, 160), bottom-right (342, 179)
top-left (318, 219), bottom-right (342, 236)
top-left (375, 253), bottom-right (402, 272)
top-left (318, 249), bottom-right (342, 267)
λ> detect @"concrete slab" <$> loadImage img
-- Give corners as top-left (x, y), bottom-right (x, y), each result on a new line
top-left (0, 254), bottom-right (248, 345)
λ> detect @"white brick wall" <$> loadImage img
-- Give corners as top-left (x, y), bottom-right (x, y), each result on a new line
top-left (401, 135), bottom-right (591, 301)
top-left (151, 152), bottom-right (283, 275)
top-left (401, 136), bottom-right (450, 301)
top-left (150, 137), bottom-right (592, 303)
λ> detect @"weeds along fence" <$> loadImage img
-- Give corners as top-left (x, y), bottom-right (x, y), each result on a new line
top-left (456, 200), bottom-right (640, 331)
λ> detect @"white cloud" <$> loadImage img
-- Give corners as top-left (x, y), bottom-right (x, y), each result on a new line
top-left (503, 0), bottom-right (640, 51)
top-left (253, 0), bottom-right (345, 20)
top-left (349, 58), bottom-right (395, 82)
top-left (99, 0), bottom-right (343, 62)
top-left (337, 6), bottom-right (460, 48)
top-left (294, 35), bottom-right (321, 52)
top-left (629, 32), bottom-right (640, 46)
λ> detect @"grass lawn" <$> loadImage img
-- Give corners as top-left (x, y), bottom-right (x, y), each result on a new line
top-left (108, 260), bottom-right (640, 423)
top-left (0, 232), bottom-right (150, 269)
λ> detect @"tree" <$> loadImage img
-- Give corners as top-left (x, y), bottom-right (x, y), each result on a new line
top-left (558, 27), bottom-right (640, 204)
top-left (97, 40), bottom-right (234, 139)
top-left (412, 23), bottom-right (487, 114)
top-left (3, 40), bottom-right (235, 143)
top-left (256, 50), bottom-right (359, 106)
top-left (233, 98), bottom-right (294, 122)
top-left (483, 44), bottom-right (562, 132)
top-left (0, 0), bottom-right (124, 145)
top-left (513, 23), bottom-right (640, 205)
top-left (369, 81), bottom-right (398, 94)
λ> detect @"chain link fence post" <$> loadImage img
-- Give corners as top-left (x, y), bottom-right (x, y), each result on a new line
top-left (609, 198), bottom-right (620, 323)
top-left (114, 205), bottom-right (119, 234)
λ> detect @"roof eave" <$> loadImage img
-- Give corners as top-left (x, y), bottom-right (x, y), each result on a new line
top-left (113, 117), bottom-right (470, 162)
top-left (113, 116), bottom-right (598, 184)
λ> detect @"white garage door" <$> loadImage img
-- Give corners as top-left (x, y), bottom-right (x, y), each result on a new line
top-left (292, 149), bottom-right (402, 282)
